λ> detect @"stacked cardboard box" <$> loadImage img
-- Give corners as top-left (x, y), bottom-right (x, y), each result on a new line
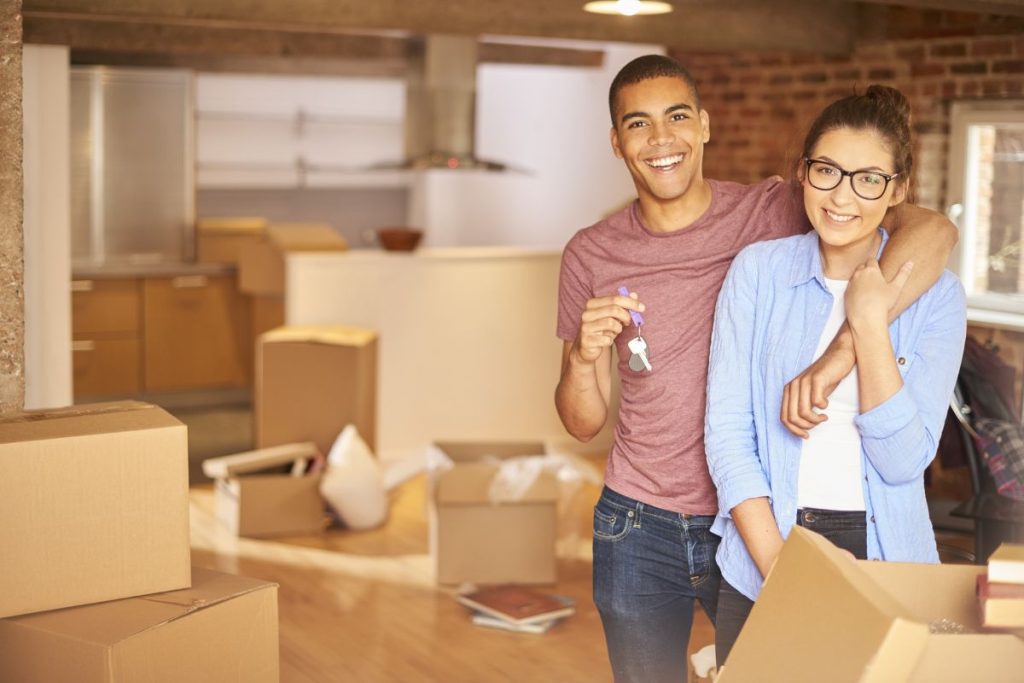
top-left (0, 402), bottom-right (280, 682)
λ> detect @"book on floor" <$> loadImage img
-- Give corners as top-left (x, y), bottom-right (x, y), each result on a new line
top-left (471, 614), bottom-right (558, 634)
top-left (988, 543), bottom-right (1024, 585)
top-left (456, 586), bottom-right (576, 625)
top-left (978, 574), bottom-right (1024, 629)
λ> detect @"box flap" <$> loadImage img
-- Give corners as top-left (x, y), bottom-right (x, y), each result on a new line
top-left (0, 401), bottom-right (181, 445)
top-left (719, 526), bottom-right (930, 682)
top-left (202, 442), bottom-right (319, 478)
top-left (266, 223), bottom-right (348, 252)
top-left (858, 560), bottom-right (985, 629)
top-left (196, 217), bottom-right (267, 234)
top-left (260, 325), bottom-right (377, 347)
top-left (3, 568), bottom-right (276, 647)
top-left (435, 461), bottom-right (560, 504)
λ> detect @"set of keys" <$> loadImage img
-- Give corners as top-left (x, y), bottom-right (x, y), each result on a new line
top-left (618, 286), bottom-right (652, 372)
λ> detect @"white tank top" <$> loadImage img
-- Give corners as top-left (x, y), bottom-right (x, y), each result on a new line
top-left (796, 277), bottom-right (866, 511)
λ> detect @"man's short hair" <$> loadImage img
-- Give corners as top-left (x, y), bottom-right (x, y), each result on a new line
top-left (608, 55), bottom-right (701, 125)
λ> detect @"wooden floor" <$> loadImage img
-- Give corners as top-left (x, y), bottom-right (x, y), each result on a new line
top-left (189, 469), bottom-right (715, 682)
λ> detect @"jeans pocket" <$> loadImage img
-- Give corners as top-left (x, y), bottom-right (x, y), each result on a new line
top-left (593, 503), bottom-right (633, 542)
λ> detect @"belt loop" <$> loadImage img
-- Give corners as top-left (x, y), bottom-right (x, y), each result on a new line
top-left (632, 502), bottom-right (643, 528)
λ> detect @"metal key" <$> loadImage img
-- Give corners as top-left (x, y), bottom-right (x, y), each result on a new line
top-left (627, 335), bottom-right (653, 372)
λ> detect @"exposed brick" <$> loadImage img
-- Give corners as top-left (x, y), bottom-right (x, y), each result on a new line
top-left (868, 68), bottom-right (896, 80)
top-left (982, 80), bottom-right (1004, 96)
top-left (911, 63), bottom-right (946, 77)
top-left (922, 82), bottom-right (939, 97)
top-left (730, 59), bottom-right (753, 69)
top-left (895, 45), bottom-right (926, 61)
top-left (993, 60), bottom-right (1024, 74)
top-left (971, 39), bottom-right (1014, 58)
top-left (950, 62), bottom-right (987, 75)
top-left (941, 81), bottom-right (958, 97)
top-left (739, 108), bottom-right (763, 118)
top-left (834, 68), bottom-right (861, 80)
top-left (738, 73), bottom-right (763, 86)
top-left (800, 72), bottom-right (828, 83)
top-left (722, 91), bottom-right (746, 102)
top-left (769, 74), bottom-right (793, 85)
top-left (709, 72), bottom-right (731, 85)
top-left (759, 55), bottom-right (784, 67)
top-left (961, 81), bottom-right (981, 96)
top-left (770, 106), bottom-right (796, 118)
top-left (792, 91), bottom-right (817, 101)
top-left (930, 42), bottom-right (967, 58)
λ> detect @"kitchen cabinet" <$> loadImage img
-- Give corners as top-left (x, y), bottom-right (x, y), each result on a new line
top-left (72, 271), bottom-right (251, 398)
top-left (143, 275), bottom-right (249, 392)
top-left (71, 278), bottom-right (142, 395)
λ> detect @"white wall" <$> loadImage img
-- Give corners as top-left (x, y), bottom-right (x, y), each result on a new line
top-left (23, 45), bottom-right (72, 410)
top-left (287, 249), bottom-right (573, 457)
top-left (411, 43), bottom-right (664, 249)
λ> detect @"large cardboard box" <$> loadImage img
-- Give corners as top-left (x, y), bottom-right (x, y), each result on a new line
top-left (256, 325), bottom-right (378, 455)
top-left (204, 442), bottom-right (327, 538)
top-left (195, 216), bottom-right (267, 265)
top-left (430, 441), bottom-right (558, 585)
top-left (0, 401), bottom-right (191, 619)
top-left (720, 526), bottom-right (1024, 682)
top-left (238, 223), bottom-right (348, 295)
top-left (0, 567), bottom-right (279, 683)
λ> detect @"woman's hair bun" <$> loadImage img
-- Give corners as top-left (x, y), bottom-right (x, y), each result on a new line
top-left (865, 84), bottom-right (911, 124)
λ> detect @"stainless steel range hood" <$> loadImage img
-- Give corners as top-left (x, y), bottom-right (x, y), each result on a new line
top-left (391, 34), bottom-right (509, 171)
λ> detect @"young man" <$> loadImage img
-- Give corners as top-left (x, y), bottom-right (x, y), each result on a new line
top-left (555, 55), bottom-right (956, 682)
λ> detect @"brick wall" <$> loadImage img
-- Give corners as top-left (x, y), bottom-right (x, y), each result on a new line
top-left (671, 33), bottom-right (1024, 212)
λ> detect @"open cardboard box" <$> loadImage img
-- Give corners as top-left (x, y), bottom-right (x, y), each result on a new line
top-left (0, 567), bottom-right (279, 683)
top-left (0, 401), bottom-right (191, 619)
top-left (238, 223), bottom-right (348, 296)
top-left (203, 442), bottom-right (326, 538)
top-left (430, 441), bottom-right (559, 585)
top-left (719, 526), bottom-right (1024, 682)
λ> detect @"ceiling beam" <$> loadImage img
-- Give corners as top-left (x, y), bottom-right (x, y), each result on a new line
top-left (853, 0), bottom-right (1024, 18)
top-left (23, 0), bottom-right (857, 54)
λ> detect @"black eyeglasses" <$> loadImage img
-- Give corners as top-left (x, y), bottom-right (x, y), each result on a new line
top-left (803, 158), bottom-right (899, 201)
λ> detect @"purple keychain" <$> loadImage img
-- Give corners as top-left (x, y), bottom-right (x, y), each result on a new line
top-left (619, 287), bottom-right (651, 372)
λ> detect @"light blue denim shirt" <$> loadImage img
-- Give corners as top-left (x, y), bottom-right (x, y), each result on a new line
top-left (705, 228), bottom-right (966, 601)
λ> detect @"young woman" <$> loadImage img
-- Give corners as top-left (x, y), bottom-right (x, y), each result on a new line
top-left (704, 85), bottom-right (967, 665)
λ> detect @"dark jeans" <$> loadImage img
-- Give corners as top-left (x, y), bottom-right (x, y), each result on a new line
top-left (714, 507), bottom-right (868, 668)
top-left (593, 486), bottom-right (721, 683)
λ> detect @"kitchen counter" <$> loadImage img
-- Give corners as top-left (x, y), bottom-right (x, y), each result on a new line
top-left (72, 261), bottom-right (234, 280)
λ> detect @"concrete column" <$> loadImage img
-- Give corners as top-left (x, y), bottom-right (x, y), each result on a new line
top-left (0, 0), bottom-right (23, 413)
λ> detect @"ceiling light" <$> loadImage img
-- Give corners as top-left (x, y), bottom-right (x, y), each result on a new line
top-left (583, 0), bottom-right (673, 16)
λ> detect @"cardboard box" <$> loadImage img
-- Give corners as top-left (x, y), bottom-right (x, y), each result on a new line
top-left (196, 216), bottom-right (267, 265)
top-left (0, 401), bottom-right (191, 619)
top-left (719, 526), bottom-right (1024, 682)
top-left (204, 442), bottom-right (327, 538)
top-left (0, 567), bottom-right (279, 683)
top-left (430, 441), bottom-right (558, 585)
top-left (238, 223), bottom-right (348, 295)
top-left (256, 325), bottom-right (378, 456)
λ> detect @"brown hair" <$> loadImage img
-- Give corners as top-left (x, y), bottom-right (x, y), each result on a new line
top-left (608, 55), bottom-right (701, 125)
top-left (801, 85), bottom-right (913, 184)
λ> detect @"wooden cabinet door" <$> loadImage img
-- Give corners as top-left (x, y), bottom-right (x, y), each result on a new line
top-left (71, 278), bottom-right (141, 336)
top-left (72, 338), bottom-right (142, 396)
top-left (143, 275), bottom-right (248, 391)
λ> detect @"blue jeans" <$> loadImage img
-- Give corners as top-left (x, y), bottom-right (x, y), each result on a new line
top-left (714, 507), bottom-right (868, 667)
top-left (593, 486), bottom-right (720, 683)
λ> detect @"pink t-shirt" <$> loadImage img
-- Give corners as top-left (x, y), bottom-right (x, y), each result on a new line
top-left (557, 177), bottom-right (808, 514)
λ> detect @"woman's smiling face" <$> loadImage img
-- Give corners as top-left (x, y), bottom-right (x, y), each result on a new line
top-left (802, 126), bottom-right (907, 251)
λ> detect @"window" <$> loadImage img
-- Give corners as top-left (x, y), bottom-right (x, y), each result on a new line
top-left (947, 101), bottom-right (1024, 326)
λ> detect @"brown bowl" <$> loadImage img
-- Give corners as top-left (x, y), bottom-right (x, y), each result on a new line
top-left (377, 227), bottom-right (423, 252)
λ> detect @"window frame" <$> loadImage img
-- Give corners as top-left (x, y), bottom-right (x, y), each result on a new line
top-left (947, 99), bottom-right (1024, 329)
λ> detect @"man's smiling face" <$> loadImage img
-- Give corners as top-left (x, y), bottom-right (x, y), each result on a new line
top-left (610, 76), bottom-right (710, 206)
